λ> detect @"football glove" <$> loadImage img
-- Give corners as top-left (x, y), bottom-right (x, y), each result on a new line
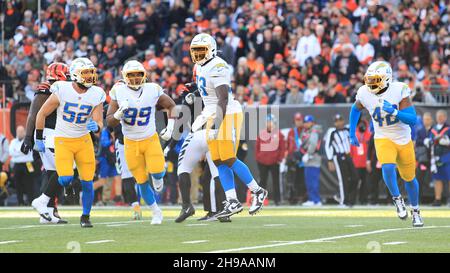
top-left (160, 119), bottom-right (175, 141)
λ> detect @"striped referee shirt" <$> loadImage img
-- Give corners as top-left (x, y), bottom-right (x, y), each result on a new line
top-left (324, 127), bottom-right (351, 161)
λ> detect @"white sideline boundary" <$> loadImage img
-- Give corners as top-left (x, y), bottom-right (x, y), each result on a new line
top-left (206, 225), bottom-right (450, 253)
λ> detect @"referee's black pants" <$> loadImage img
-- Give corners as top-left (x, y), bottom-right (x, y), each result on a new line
top-left (13, 163), bottom-right (35, 206)
top-left (333, 155), bottom-right (359, 206)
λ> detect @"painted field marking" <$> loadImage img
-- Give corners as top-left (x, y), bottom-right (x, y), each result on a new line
top-left (186, 223), bottom-right (209, 227)
top-left (383, 241), bottom-right (407, 245)
top-left (106, 224), bottom-right (129, 227)
top-left (345, 225), bottom-right (365, 228)
top-left (0, 240), bottom-right (22, 245)
top-left (206, 225), bottom-right (450, 253)
top-left (263, 224), bottom-right (286, 227)
top-left (0, 219), bottom-right (151, 230)
top-left (182, 240), bottom-right (209, 244)
top-left (85, 240), bottom-right (115, 244)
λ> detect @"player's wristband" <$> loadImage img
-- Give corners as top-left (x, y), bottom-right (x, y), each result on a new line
top-left (36, 129), bottom-right (44, 140)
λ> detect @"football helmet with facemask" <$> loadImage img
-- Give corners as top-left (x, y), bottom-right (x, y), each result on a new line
top-left (364, 61), bottom-right (393, 94)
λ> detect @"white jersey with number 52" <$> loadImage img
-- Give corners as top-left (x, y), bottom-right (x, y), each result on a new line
top-left (356, 82), bottom-right (412, 145)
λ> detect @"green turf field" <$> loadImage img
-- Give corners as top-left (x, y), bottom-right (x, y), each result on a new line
top-left (0, 206), bottom-right (449, 253)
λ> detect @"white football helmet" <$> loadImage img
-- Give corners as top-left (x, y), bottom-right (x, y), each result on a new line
top-left (364, 61), bottom-right (393, 94)
top-left (69, 57), bottom-right (97, 88)
top-left (122, 60), bottom-right (146, 89)
top-left (190, 33), bottom-right (217, 65)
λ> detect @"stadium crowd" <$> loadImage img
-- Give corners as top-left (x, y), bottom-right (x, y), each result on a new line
top-left (0, 0), bottom-right (449, 207)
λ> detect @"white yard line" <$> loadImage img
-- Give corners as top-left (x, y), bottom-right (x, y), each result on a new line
top-left (0, 240), bottom-right (22, 245)
top-left (383, 241), bottom-right (407, 245)
top-left (85, 240), bottom-right (115, 244)
top-left (263, 224), bottom-right (286, 227)
top-left (106, 224), bottom-right (129, 227)
top-left (0, 219), bottom-right (150, 230)
top-left (186, 223), bottom-right (209, 227)
top-left (182, 240), bottom-right (209, 244)
top-left (206, 225), bottom-right (450, 253)
top-left (345, 225), bottom-right (365, 228)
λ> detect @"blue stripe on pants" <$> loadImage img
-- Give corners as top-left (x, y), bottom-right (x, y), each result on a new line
top-left (305, 166), bottom-right (321, 203)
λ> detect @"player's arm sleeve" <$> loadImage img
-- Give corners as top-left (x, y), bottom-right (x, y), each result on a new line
top-left (396, 94), bottom-right (417, 126)
top-left (349, 102), bottom-right (362, 137)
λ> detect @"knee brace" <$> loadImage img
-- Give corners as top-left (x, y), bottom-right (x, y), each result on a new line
top-left (58, 176), bottom-right (73, 187)
top-left (151, 171), bottom-right (166, 180)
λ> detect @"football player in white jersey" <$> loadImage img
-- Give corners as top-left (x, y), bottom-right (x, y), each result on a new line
top-left (189, 33), bottom-right (267, 218)
top-left (349, 61), bottom-right (423, 227)
top-left (106, 60), bottom-right (177, 225)
top-left (35, 58), bottom-right (106, 228)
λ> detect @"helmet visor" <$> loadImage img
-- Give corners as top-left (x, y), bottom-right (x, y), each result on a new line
top-left (125, 71), bottom-right (146, 88)
top-left (79, 68), bottom-right (98, 86)
top-left (364, 74), bottom-right (383, 92)
top-left (190, 46), bottom-right (208, 64)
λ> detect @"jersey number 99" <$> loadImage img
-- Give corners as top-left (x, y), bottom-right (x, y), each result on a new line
top-left (123, 107), bottom-right (152, 126)
top-left (372, 105), bottom-right (399, 127)
top-left (63, 102), bottom-right (93, 124)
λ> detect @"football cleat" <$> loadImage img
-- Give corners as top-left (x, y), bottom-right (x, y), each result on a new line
top-left (218, 216), bottom-right (232, 223)
top-left (40, 207), bottom-right (68, 224)
top-left (31, 196), bottom-right (52, 222)
top-left (411, 209), bottom-right (424, 227)
top-left (80, 215), bottom-right (93, 228)
top-left (175, 204), bottom-right (195, 223)
top-left (151, 208), bottom-right (163, 225)
top-left (392, 196), bottom-right (408, 220)
top-left (214, 199), bottom-right (243, 218)
top-left (197, 211), bottom-right (217, 222)
top-left (249, 188), bottom-right (268, 215)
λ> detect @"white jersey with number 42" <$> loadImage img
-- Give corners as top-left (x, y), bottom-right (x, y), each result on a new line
top-left (110, 82), bottom-right (163, 140)
top-left (194, 56), bottom-right (242, 116)
top-left (50, 81), bottom-right (105, 138)
top-left (356, 82), bottom-right (412, 145)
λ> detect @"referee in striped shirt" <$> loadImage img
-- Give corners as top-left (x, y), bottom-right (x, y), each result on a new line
top-left (325, 114), bottom-right (359, 206)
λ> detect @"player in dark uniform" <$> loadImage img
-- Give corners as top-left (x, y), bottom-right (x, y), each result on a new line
top-left (23, 62), bottom-right (69, 224)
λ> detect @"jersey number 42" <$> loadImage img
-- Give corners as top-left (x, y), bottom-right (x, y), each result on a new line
top-left (372, 105), bottom-right (399, 127)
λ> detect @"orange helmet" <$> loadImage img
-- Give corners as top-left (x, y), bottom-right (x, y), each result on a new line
top-left (46, 62), bottom-right (69, 82)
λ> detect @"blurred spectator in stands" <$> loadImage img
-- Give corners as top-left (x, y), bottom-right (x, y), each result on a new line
top-left (355, 33), bottom-right (374, 66)
top-left (268, 79), bottom-right (287, 105)
top-left (416, 112), bottom-right (434, 203)
top-left (0, 134), bottom-right (8, 171)
top-left (9, 126), bottom-right (35, 206)
top-left (286, 113), bottom-right (306, 204)
top-left (301, 115), bottom-right (322, 206)
top-left (295, 25), bottom-right (321, 67)
top-left (325, 84), bottom-right (346, 104)
top-left (332, 44), bottom-right (359, 85)
top-left (255, 114), bottom-right (285, 205)
top-left (285, 79), bottom-right (304, 105)
top-left (216, 32), bottom-right (234, 65)
top-left (428, 110), bottom-right (450, 206)
top-left (303, 79), bottom-right (319, 105)
top-left (410, 56), bottom-right (426, 83)
top-left (350, 119), bottom-right (371, 204)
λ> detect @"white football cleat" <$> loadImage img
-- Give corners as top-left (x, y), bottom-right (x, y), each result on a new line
top-left (392, 196), bottom-right (408, 220)
top-left (152, 177), bottom-right (164, 193)
top-left (411, 209), bottom-right (424, 227)
top-left (151, 208), bottom-right (163, 225)
top-left (39, 208), bottom-right (68, 224)
top-left (31, 196), bottom-right (51, 222)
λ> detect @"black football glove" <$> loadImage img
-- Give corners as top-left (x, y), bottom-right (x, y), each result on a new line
top-left (20, 136), bottom-right (34, 154)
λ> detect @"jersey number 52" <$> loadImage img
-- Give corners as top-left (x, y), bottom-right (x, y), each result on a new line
top-left (372, 105), bottom-right (399, 127)
top-left (63, 102), bottom-right (93, 124)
